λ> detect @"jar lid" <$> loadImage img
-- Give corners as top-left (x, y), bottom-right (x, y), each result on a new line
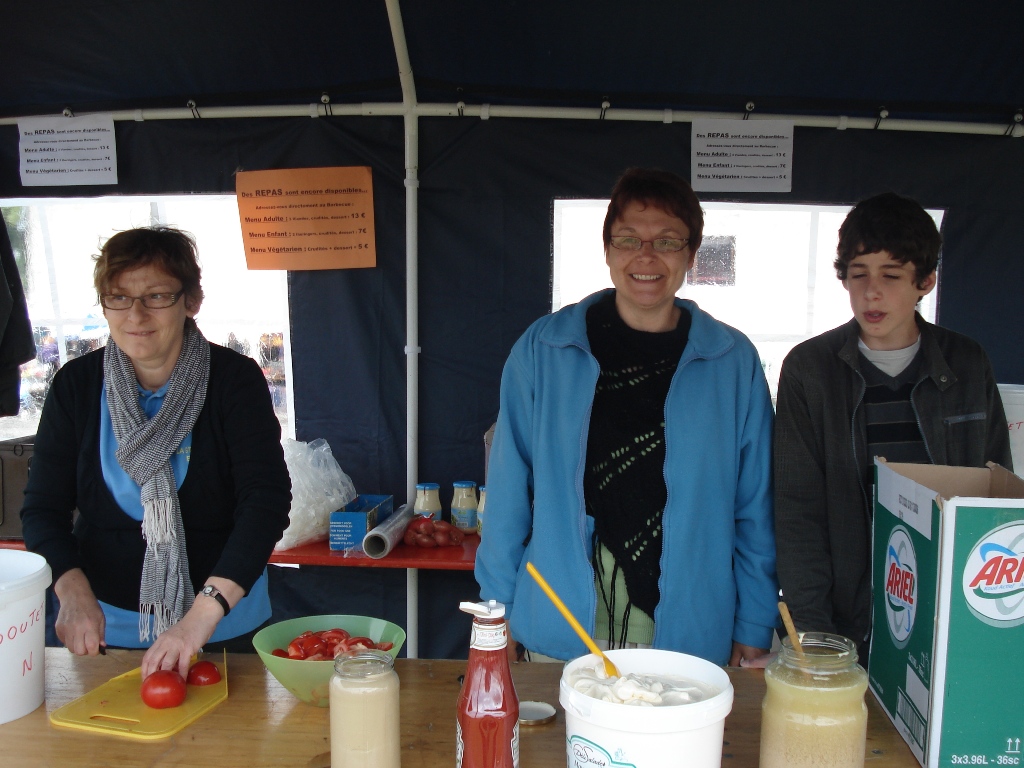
top-left (453, 480), bottom-right (477, 488)
top-left (417, 482), bottom-right (440, 490)
top-left (519, 701), bottom-right (556, 726)
top-left (333, 648), bottom-right (394, 677)
top-left (459, 599), bottom-right (505, 619)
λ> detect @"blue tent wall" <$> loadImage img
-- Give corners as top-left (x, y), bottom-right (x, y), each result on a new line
top-left (2, 114), bottom-right (1023, 657)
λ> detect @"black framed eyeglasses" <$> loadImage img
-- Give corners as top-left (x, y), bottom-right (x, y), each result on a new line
top-left (100, 290), bottom-right (185, 310)
top-left (609, 236), bottom-right (690, 253)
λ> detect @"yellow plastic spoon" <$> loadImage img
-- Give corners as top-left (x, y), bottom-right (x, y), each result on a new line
top-left (525, 561), bottom-right (621, 677)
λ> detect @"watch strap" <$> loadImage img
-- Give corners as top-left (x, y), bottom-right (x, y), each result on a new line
top-left (201, 585), bottom-right (231, 616)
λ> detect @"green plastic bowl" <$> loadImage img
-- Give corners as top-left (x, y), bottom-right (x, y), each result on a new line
top-left (252, 614), bottom-right (406, 706)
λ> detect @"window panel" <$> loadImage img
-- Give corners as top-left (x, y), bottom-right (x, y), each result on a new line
top-left (0, 196), bottom-right (292, 440)
top-left (553, 200), bottom-right (942, 403)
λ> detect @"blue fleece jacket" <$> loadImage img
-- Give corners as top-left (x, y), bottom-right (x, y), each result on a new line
top-left (475, 290), bottom-right (779, 664)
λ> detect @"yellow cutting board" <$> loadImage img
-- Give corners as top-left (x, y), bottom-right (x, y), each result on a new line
top-left (50, 654), bottom-right (228, 740)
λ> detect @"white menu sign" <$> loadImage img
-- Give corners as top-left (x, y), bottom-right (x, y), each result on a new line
top-left (690, 119), bottom-right (793, 193)
top-left (18, 114), bottom-right (118, 187)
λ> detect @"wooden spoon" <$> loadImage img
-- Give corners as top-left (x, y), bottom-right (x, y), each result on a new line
top-left (526, 561), bottom-right (620, 677)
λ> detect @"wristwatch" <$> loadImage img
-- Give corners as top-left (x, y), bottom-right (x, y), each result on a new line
top-left (199, 584), bottom-right (231, 616)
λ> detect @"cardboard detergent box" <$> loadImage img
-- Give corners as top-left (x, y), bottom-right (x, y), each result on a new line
top-left (870, 459), bottom-right (1024, 767)
top-left (329, 494), bottom-right (394, 551)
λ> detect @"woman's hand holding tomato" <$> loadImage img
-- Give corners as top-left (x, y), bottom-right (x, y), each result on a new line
top-left (141, 660), bottom-right (222, 708)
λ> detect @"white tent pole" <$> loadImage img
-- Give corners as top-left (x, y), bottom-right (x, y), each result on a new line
top-left (385, 0), bottom-right (423, 660)
top-left (1, 103), bottom-right (1020, 137)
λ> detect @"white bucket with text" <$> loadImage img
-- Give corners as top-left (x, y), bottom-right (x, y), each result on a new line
top-left (0, 550), bottom-right (52, 724)
top-left (559, 648), bottom-right (734, 768)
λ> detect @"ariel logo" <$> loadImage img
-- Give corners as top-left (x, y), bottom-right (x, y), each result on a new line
top-left (884, 526), bottom-right (917, 647)
top-left (962, 522), bottom-right (1024, 628)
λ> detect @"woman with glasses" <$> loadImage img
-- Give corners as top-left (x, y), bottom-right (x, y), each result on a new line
top-left (21, 227), bottom-right (291, 680)
top-left (476, 168), bottom-right (778, 666)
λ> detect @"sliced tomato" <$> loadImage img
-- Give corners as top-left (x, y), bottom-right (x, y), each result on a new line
top-left (286, 639), bottom-right (305, 659)
top-left (271, 648), bottom-right (289, 658)
top-left (346, 636), bottom-right (374, 650)
top-left (186, 660), bottom-right (222, 686)
top-left (140, 670), bottom-right (187, 709)
top-left (297, 635), bottom-right (328, 658)
top-left (318, 628), bottom-right (350, 644)
top-left (375, 641), bottom-right (394, 651)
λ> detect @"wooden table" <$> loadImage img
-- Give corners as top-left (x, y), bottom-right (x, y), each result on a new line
top-left (2, 536), bottom-right (480, 659)
top-left (0, 648), bottom-right (918, 767)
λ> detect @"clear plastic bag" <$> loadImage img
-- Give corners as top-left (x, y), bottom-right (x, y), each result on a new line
top-left (275, 438), bottom-right (357, 550)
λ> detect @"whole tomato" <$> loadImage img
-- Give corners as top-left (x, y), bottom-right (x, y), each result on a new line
top-left (140, 670), bottom-right (187, 709)
top-left (414, 533), bottom-right (438, 547)
top-left (406, 516), bottom-right (435, 537)
top-left (186, 660), bottom-right (222, 686)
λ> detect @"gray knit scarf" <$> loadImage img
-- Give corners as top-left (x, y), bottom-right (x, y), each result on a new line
top-left (104, 324), bottom-right (210, 641)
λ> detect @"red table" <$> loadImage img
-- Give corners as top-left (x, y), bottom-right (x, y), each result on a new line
top-left (268, 535), bottom-right (477, 569)
top-left (3, 535), bottom-right (479, 658)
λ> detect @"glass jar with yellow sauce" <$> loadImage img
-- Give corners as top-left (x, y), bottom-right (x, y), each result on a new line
top-left (759, 632), bottom-right (867, 768)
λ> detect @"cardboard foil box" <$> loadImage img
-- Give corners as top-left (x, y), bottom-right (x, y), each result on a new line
top-left (870, 459), bottom-right (1024, 768)
top-left (329, 494), bottom-right (394, 552)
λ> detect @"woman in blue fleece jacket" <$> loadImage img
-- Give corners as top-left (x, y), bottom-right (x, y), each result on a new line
top-left (475, 168), bottom-right (778, 666)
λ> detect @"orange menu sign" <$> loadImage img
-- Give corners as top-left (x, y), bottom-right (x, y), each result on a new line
top-left (236, 166), bottom-right (376, 270)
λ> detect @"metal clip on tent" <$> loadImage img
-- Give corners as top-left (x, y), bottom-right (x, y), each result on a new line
top-left (457, 101), bottom-right (465, 118)
top-left (1005, 109), bottom-right (1022, 137)
top-left (62, 107), bottom-right (74, 118)
top-left (874, 107), bottom-right (888, 130)
top-left (743, 101), bottom-right (755, 120)
top-left (187, 100), bottom-right (201, 119)
top-left (321, 93), bottom-right (333, 117)
top-left (599, 99), bottom-right (610, 120)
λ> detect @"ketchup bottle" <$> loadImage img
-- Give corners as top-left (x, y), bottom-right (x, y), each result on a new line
top-left (456, 600), bottom-right (520, 768)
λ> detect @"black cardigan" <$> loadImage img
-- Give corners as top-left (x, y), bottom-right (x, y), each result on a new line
top-left (21, 343), bottom-right (292, 611)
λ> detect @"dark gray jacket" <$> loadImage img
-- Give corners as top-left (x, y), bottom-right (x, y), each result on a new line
top-left (774, 315), bottom-right (1012, 657)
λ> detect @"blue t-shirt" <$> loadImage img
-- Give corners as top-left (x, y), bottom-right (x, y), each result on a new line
top-left (98, 380), bottom-right (270, 647)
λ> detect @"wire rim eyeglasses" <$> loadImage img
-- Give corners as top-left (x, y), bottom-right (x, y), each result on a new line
top-left (609, 236), bottom-right (690, 253)
top-left (100, 290), bottom-right (185, 310)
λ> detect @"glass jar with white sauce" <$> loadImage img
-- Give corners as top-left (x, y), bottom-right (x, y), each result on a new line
top-left (330, 649), bottom-right (401, 768)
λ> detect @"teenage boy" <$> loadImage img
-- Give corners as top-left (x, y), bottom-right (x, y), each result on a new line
top-left (773, 192), bottom-right (1012, 662)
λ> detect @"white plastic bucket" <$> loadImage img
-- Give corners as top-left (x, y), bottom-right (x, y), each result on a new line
top-left (0, 550), bottom-right (52, 724)
top-left (998, 383), bottom-right (1024, 476)
top-left (559, 648), bottom-right (734, 768)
